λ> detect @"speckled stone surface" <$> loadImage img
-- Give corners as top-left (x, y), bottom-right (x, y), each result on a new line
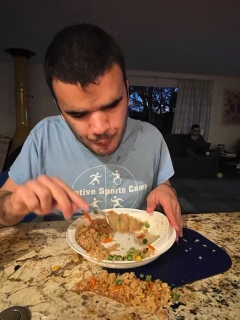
top-left (0, 212), bottom-right (239, 320)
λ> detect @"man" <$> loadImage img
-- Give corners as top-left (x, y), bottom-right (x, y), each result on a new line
top-left (0, 24), bottom-right (182, 238)
top-left (186, 124), bottom-right (208, 157)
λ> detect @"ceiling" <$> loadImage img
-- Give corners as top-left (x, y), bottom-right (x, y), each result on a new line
top-left (1, 0), bottom-right (240, 77)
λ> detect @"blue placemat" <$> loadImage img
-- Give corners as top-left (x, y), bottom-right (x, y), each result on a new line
top-left (105, 228), bottom-right (232, 288)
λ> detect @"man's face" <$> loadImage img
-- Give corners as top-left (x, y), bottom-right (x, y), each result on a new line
top-left (192, 127), bottom-right (200, 136)
top-left (53, 64), bottom-right (129, 156)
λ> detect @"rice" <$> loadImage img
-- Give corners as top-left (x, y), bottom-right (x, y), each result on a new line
top-left (75, 220), bottom-right (119, 261)
top-left (76, 211), bottom-right (147, 262)
top-left (72, 272), bottom-right (171, 318)
top-left (107, 210), bottom-right (144, 233)
top-left (75, 211), bottom-right (156, 262)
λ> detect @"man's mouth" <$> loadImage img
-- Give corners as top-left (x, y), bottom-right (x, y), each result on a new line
top-left (92, 138), bottom-right (113, 147)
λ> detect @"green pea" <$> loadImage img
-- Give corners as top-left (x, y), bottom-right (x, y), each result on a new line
top-left (146, 274), bottom-right (152, 281)
top-left (127, 254), bottom-right (133, 261)
top-left (129, 247), bottom-right (136, 253)
top-left (139, 273), bottom-right (145, 279)
top-left (116, 279), bottom-right (122, 286)
top-left (116, 255), bottom-right (123, 261)
top-left (173, 292), bottom-right (180, 301)
top-left (143, 239), bottom-right (148, 244)
top-left (108, 255), bottom-right (114, 261)
top-left (145, 222), bottom-right (150, 228)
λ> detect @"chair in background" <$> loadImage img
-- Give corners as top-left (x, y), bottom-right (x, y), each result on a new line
top-left (164, 134), bottom-right (220, 178)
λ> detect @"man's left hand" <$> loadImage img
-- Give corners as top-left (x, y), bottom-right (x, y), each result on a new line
top-left (146, 183), bottom-right (182, 240)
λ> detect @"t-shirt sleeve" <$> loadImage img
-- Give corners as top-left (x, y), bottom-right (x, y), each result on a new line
top-left (8, 131), bottom-right (41, 185)
top-left (155, 137), bottom-right (174, 186)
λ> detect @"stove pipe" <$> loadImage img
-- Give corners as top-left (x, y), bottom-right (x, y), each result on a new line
top-left (4, 48), bottom-right (36, 155)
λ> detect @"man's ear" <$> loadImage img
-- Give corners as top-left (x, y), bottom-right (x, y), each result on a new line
top-left (126, 80), bottom-right (130, 105)
top-left (53, 98), bottom-right (63, 115)
top-left (126, 80), bottom-right (129, 92)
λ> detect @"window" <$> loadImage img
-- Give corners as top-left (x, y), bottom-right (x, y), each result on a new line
top-left (129, 85), bottom-right (178, 134)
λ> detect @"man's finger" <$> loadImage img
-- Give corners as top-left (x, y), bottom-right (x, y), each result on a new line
top-left (146, 194), bottom-right (156, 214)
top-left (162, 200), bottom-right (181, 240)
top-left (37, 176), bottom-right (74, 219)
top-left (51, 177), bottom-right (90, 212)
top-left (176, 203), bottom-right (183, 237)
top-left (27, 181), bottom-right (53, 214)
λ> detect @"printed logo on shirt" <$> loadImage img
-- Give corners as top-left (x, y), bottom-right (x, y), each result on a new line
top-left (72, 164), bottom-right (148, 209)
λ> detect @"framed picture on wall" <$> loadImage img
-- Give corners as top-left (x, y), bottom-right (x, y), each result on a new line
top-left (222, 88), bottom-right (240, 125)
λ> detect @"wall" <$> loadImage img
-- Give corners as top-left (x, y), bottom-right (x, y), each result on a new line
top-left (28, 63), bottom-right (58, 128)
top-left (208, 78), bottom-right (240, 152)
top-left (0, 63), bottom-right (15, 135)
top-left (0, 63), bottom-right (239, 151)
top-left (128, 70), bottom-right (240, 152)
top-left (0, 62), bottom-right (57, 137)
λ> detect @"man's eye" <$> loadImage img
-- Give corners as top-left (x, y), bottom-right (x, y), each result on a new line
top-left (72, 113), bottom-right (85, 118)
top-left (105, 102), bottom-right (119, 111)
top-left (108, 103), bottom-right (118, 109)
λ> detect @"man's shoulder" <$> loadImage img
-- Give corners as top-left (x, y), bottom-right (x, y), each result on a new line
top-left (26, 116), bottom-right (66, 145)
top-left (128, 118), bottom-right (163, 138)
top-left (32, 115), bottom-right (63, 133)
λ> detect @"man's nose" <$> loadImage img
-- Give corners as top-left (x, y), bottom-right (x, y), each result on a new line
top-left (89, 112), bottom-right (110, 137)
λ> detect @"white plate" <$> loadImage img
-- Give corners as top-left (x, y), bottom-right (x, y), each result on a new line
top-left (77, 225), bottom-right (176, 269)
top-left (66, 208), bottom-right (176, 269)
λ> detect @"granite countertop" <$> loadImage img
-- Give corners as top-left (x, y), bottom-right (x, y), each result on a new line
top-left (0, 212), bottom-right (239, 320)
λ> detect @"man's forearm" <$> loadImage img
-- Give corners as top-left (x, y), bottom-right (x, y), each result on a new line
top-left (0, 190), bottom-right (22, 226)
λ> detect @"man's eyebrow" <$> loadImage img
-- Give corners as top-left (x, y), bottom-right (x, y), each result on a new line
top-left (65, 96), bottom-right (123, 116)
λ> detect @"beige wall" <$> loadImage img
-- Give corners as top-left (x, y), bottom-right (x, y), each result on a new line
top-left (0, 63), bottom-right (15, 135)
top-left (1, 63), bottom-right (240, 152)
top-left (128, 70), bottom-right (240, 152)
top-left (208, 78), bottom-right (240, 152)
top-left (28, 63), bottom-right (58, 128)
top-left (0, 62), bottom-right (57, 137)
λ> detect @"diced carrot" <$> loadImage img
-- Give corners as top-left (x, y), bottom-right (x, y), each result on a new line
top-left (103, 238), bottom-right (113, 243)
top-left (89, 277), bottom-right (96, 289)
top-left (112, 285), bottom-right (124, 290)
top-left (148, 245), bottom-right (156, 251)
top-left (137, 234), bottom-right (145, 239)
top-left (147, 281), bottom-right (154, 291)
top-left (83, 211), bottom-right (93, 224)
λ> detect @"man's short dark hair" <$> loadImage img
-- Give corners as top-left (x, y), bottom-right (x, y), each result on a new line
top-left (44, 23), bottom-right (126, 97)
top-left (191, 124), bottom-right (200, 130)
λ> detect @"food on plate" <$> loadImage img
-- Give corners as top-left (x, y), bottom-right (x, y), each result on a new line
top-left (72, 272), bottom-right (172, 318)
top-left (75, 218), bottom-right (119, 261)
top-left (106, 245), bottom-right (155, 262)
top-left (107, 210), bottom-right (145, 233)
top-left (89, 217), bottom-right (113, 235)
top-left (75, 211), bottom-right (156, 262)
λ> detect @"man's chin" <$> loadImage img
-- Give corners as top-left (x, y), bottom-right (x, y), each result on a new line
top-left (92, 145), bottom-right (118, 157)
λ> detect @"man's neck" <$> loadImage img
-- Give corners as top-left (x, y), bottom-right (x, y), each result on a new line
top-left (191, 134), bottom-right (199, 141)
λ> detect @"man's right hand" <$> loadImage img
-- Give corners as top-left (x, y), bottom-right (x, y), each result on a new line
top-left (0, 175), bottom-right (90, 226)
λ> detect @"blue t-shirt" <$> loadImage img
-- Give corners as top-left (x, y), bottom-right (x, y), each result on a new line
top-left (9, 116), bottom-right (174, 211)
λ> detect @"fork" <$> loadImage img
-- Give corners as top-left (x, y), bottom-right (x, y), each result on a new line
top-left (93, 208), bottom-right (110, 226)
